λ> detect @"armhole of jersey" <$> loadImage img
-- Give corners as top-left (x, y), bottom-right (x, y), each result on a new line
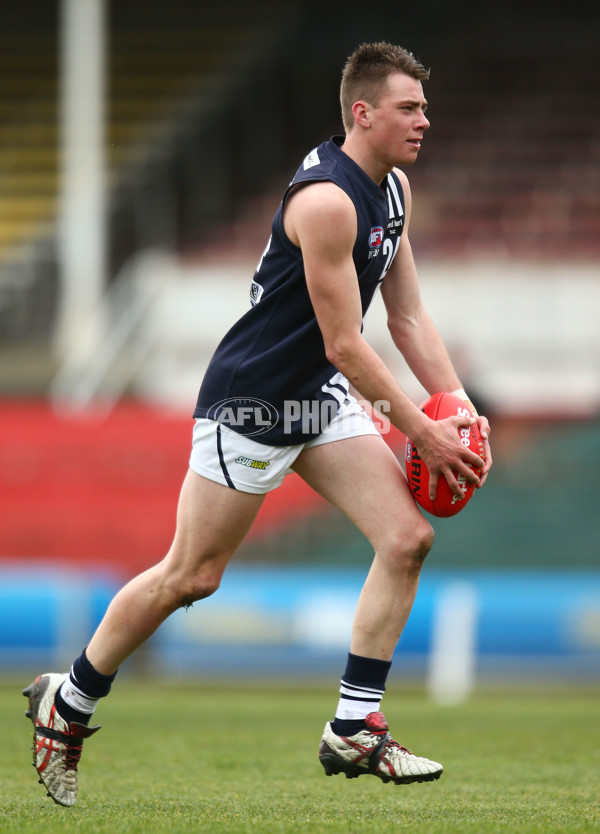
top-left (398, 175), bottom-right (406, 216)
top-left (280, 176), bottom-right (359, 254)
top-left (276, 186), bottom-right (304, 256)
top-left (390, 170), bottom-right (406, 218)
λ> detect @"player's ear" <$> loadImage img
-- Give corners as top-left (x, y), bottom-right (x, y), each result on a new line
top-left (351, 100), bottom-right (371, 129)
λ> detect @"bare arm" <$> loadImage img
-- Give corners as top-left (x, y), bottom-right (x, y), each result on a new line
top-left (381, 170), bottom-right (492, 486)
top-left (380, 171), bottom-right (462, 390)
top-left (283, 180), bottom-right (486, 498)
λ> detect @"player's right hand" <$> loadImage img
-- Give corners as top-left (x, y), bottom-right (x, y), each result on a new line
top-left (416, 414), bottom-right (484, 502)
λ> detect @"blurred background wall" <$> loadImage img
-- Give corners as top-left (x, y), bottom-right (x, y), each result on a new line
top-left (0, 0), bottom-right (599, 695)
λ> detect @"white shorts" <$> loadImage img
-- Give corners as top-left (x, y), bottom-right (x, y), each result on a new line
top-left (189, 394), bottom-right (380, 494)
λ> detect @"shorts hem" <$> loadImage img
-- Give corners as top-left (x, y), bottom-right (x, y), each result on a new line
top-left (306, 423), bottom-right (381, 448)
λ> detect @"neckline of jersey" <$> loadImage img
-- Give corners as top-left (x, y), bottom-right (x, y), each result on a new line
top-left (329, 135), bottom-right (390, 208)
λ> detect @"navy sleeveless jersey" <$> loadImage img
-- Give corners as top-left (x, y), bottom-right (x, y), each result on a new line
top-left (194, 135), bottom-right (405, 445)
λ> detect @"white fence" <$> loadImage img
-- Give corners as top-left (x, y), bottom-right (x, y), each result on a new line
top-left (52, 251), bottom-right (600, 418)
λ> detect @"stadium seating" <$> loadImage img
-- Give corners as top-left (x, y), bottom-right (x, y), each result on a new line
top-left (0, 0), bottom-right (277, 263)
top-left (411, 55), bottom-right (600, 258)
top-left (0, 4), bottom-right (58, 259)
top-left (1, 3), bottom-right (599, 269)
top-left (0, 1), bottom-right (598, 387)
top-left (193, 47), bottom-right (600, 260)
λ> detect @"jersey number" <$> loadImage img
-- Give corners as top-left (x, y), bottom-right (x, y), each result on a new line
top-left (380, 237), bottom-right (400, 283)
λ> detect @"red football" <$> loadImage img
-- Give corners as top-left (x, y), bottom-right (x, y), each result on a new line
top-left (405, 392), bottom-right (483, 518)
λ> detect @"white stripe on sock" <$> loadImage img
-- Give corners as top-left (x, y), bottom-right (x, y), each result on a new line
top-left (335, 696), bottom-right (382, 721)
top-left (336, 678), bottom-right (384, 721)
top-left (60, 680), bottom-right (99, 714)
top-left (339, 682), bottom-right (384, 698)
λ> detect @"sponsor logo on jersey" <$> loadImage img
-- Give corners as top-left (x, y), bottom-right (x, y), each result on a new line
top-left (369, 226), bottom-right (384, 248)
top-left (386, 217), bottom-right (404, 235)
top-left (235, 456), bottom-right (271, 470)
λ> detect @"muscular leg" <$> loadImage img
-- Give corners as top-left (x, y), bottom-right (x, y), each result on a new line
top-left (292, 434), bottom-right (434, 661)
top-left (86, 469), bottom-right (264, 675)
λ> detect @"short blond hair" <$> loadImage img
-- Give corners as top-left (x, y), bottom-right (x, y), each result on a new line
top-left (340, 41), bottom-right (430, 132)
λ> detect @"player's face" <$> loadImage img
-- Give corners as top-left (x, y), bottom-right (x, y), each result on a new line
top-left (368, 72), bottom-right (430, 167)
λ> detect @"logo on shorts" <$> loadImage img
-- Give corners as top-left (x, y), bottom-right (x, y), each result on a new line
top-left (235, 456), bottom-right (270, 470)
top-left (207, 397), bottom-right (279, 437)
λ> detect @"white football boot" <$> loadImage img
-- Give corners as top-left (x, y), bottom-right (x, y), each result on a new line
top-left (319, 711), bottom-right (443, 785)
top-left (23, 673), bottom-right (100, 807)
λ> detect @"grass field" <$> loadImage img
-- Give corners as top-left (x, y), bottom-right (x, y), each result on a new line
top-left (1, 680), bottom-right (599, 833)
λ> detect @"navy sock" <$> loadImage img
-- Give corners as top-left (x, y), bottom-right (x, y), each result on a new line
top-left (331, 652), bottom-right (391, 737)
top-left (55, 648), bottom-right (117, 727)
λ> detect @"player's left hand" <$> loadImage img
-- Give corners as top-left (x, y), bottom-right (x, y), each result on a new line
top-left (458, 394), bottom-right (492, 489)
top-left (474, 415), bottom-right (492, 487)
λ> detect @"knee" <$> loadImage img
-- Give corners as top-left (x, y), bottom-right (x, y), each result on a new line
top-left (160, 562), bottom-right (224, 611)
top-left (418, 517), bottom-right (435, 550)
top-left (174, 573), bottom-right (222, 609)
top-left (411, 520), bottom-right (435, 566)
top-left (383, 519), bottom-right (435, 574)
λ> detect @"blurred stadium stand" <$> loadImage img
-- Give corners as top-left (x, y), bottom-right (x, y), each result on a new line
top-left (1, 1), bottom-right (599, 685)
top-left (1, 2), bottom-right (599, 368)
top-left (0, 0), bottom-right (59, 365)
top-left (0, 2), bottom-right (58, 260)
top-left (192, 9), bottom-right (600, 263)
top-left (0, 0), bottom-right (300, 385)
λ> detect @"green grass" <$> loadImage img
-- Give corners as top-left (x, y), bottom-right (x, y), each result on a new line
top-left (1, 680), bottom-right (599, 833)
